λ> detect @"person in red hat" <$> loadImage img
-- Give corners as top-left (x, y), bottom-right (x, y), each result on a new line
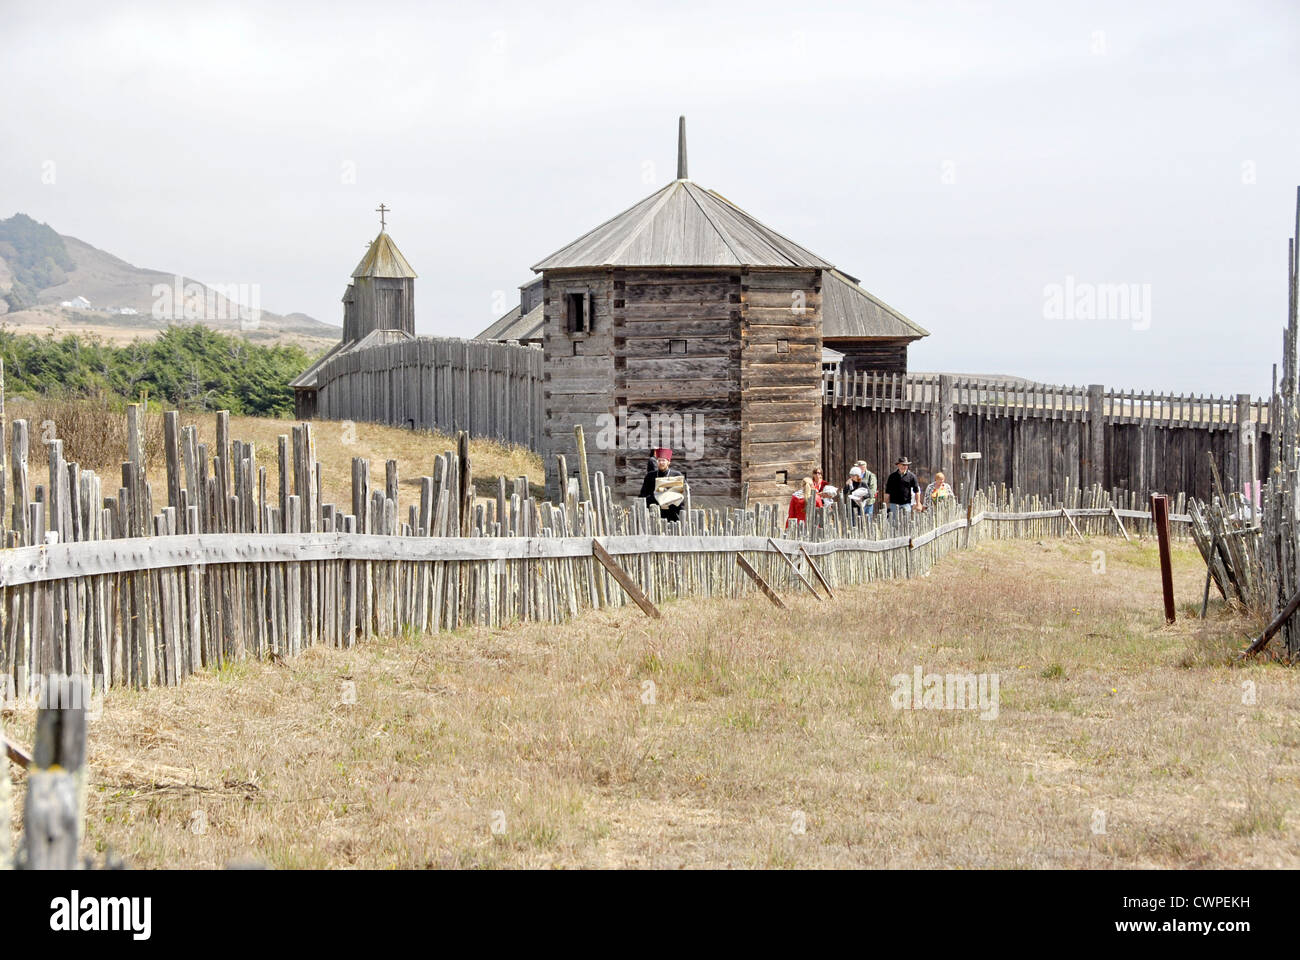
top-left (639, 447), bottom-right (684, 523)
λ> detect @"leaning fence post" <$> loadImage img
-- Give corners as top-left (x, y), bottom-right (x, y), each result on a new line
top-left (23, 674), bottom-right (89, 869)
top-left (591, 540), bottom-right (659, 618)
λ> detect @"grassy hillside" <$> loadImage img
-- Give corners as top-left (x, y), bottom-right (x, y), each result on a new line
top-left (5, 399), bottom-right (544, 510)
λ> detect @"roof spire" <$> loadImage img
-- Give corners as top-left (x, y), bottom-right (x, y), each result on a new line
top-left (676, 115), bottom-right (688, 180)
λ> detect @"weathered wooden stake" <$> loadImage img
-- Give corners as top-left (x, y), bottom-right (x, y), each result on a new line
top-left (766, 537), bottom-right (822, 600)
top-left (1243, 586), bottom-right (1300, 657)
top-left (23, 674), bottom-right (89, 869)
top-left (1200, 523), bottom-right (1218, 619)
top-left (1109, 505), bottom-right (1131, 543)
top-left (1150, 493), bottom-right (1176, 624)
top-left (798, 545), bottom-right (836, 600)
top-left (736, 554), bottom-right (786, 609)
top-left (1061, 507), bottom-right (1084, 539)
top-left (592, 540), bottom-right (659, 619)
top-left (0, 714), bottom-right (11, 870)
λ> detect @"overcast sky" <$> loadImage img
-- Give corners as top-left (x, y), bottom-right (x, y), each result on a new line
top-left (2, 0), bottom-right (1296, 395)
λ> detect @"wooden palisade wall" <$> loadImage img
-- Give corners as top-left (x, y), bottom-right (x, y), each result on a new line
top-left (822, 372), bottom-right (1270, 502)
top-left (314, 337), bottom-right (543, 450)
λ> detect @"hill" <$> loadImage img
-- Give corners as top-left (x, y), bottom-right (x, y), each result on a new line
top-left (0, 213), bottom-right (340, 349)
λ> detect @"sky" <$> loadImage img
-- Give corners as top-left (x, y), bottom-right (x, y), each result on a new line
top-left (1, 0), bottom-right (1296, 396)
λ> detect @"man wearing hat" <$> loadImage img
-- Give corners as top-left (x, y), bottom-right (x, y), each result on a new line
top-left (639, 447), bottom-right (684, 524)
top-left (884, 457), bottom-right (920, 520)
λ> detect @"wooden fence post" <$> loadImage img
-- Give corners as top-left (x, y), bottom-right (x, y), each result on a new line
top-left (1150, 493), bottom-right (1176, 624)
top-left (1236, 393), bottom-right (1255, 507)
top-left (23, 674), bottom-right (89, 869)
top-left (0, 710), bottom-right (11, 870)
top-left (1088, 384), bottom-right (1106, 489)
top-left (939, 374), bottom-right (955, 479)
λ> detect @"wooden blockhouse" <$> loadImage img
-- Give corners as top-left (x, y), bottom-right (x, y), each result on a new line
top-left (478, 118), bottom-right (927, 506)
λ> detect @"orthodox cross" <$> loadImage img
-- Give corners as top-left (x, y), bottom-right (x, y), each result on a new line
top-left (375, 203), bottom-right (389, 231)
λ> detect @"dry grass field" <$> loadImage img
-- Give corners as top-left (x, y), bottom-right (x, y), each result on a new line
top-left (6, 400), bottom-right (543, 508)
top-left (5, 535), bottom-right (1296, 869)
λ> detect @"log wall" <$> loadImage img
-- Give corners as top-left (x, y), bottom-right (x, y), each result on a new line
top-left (825, 338), bottom-right (910, 376)
top-left (543, 270), bottom-right (615, 502)
top-left (614, 268), bottom-right (742, 503)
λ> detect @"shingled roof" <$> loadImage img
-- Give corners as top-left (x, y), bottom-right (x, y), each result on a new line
top-left (476, 302), bottom-right (543, 343)
top-left (821, 269), bottom-right (928, 340)
top-left (532, 179), bottom-right (835, 272)
top-left (352, 231), bottom-right (418, 279)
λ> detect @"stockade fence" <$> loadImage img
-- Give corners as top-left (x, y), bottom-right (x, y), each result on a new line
top-left (311, 336), bottom-right (544, 450)
top-left (823, 370), bottom-right (1270, 505)
top-left (0, 401), bottom-right (1199, 703)
top-left (294, 321), bottom-right (1264, 509)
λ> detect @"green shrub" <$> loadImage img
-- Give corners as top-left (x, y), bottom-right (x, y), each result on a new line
top-left (0, 325), bottom-right (313, 417)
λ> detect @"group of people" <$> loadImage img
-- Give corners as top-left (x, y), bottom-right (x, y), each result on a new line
top-left (787, 457), bottom-right (954, 526)
top-left (635, 446), bottom-right (955, 528)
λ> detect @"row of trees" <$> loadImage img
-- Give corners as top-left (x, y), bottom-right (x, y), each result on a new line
top-left (0, 325), bottom-right (314, 417)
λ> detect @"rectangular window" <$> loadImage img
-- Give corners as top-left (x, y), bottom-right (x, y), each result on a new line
top-left (776, 470), bottom-right (788, 485)
top-left (566, 291), bottom-right (591, 334)
top-left (777, 339), bottom-right (790, 354)
top-left (669, 339), bottom-right (688, 355)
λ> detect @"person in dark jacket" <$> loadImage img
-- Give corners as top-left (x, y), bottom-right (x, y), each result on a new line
top-left (639, 447), bottom-right (684, 523)
top-left (884, 456), bottom-right (920, 520)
